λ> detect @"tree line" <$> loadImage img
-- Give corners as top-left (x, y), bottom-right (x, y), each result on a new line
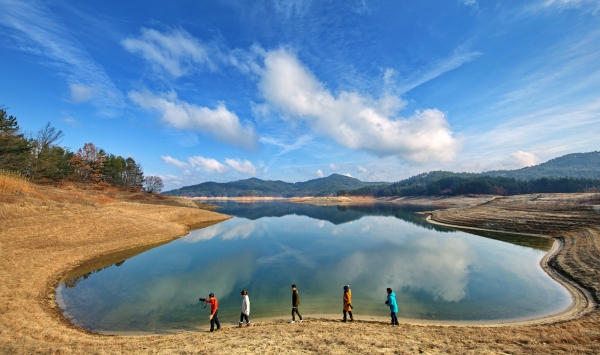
top-left (0, 106), bottom-right (163, 192)
top-left (338, 174), bottom-right (600, 197)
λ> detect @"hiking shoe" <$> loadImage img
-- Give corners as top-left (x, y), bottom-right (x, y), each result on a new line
top-left (290, 320), bottom-right (295, 324)
top-left (247, 322), bottom-right (251, 327)
top-left (299, 319), bottom-right (303, 323)
top-left (238, 322), bottom-right (243, 328)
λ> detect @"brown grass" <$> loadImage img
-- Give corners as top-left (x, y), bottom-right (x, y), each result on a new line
top-left (1, 190), bottom-right (599, 354)
top-left (0, 169), bottom-right (37, 194)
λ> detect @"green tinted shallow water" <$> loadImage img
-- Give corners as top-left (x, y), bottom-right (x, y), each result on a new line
top-left (57, 202), bottom-right (571, 332)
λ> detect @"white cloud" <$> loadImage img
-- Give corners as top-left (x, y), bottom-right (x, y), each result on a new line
top-left (122, 27), bottom-right (216, 78)
top-left (260, 134), bottom-right (313, 172)
top-left (161, 155), bottom-right (189, 169)
top-left (257, 48), bottom-right (460, 163)
top-left (69, 83), bottom-right (97, 103)
top-left (129, 89), bottom-right (258, 149)
top-left (462, 0), bottom-right (478, 7)
top-left (315, 169), bottom-right (324, 178)
top-left (343, 173), bottom-right (353, 178)
top-left (0, 0), bottom-right (124, 115)
top-left (272, 0), bottom-right (312, 17)
top-left (161, 155), bottom-right (256, 176)
top-left (225, 158), bottom-right (257, 176)
top-left (357, 165), bottom-right (368, 173)
top-left (541, 0), bottom-right (599, 9)
top-left (329, 163), bottom-right (340, 171)
top-left (505, 151), bottom-right (541, 169)
top-left (189, 156), bottom-right (228, 173)
top-left (397, 47), bottom-right (482, 94)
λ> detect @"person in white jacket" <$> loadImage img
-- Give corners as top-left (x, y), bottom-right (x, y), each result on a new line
top-left (239, 290), bottom-right (251, 327)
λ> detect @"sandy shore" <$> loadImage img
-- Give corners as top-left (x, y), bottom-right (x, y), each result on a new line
top-left (289, 195), bottom-right (499, 207)
top-left (2, 187), bottom-right (600, 354)
top-left (190, 194), bottom-right (498, 207)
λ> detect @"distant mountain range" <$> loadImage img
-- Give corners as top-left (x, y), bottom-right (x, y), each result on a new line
top-left (164, 173), bottom-right (389, 197)
top-left (165, 151), bottom-right (600, 197)
top-left (482, 151), bottom-right (600, 180)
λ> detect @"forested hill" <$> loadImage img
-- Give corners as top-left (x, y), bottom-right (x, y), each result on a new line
top-left (341, 151), bottom-right (600, 197)
top-left (164, 174), bottom-right (388, 197)
top-left (482, 151), bottom-right (600, 180)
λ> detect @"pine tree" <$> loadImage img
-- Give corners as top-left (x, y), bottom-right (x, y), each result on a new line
top-left (0, 107), bottom-right (31, 172)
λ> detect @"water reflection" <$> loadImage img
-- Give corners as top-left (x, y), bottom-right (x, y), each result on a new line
top-left (58, 202), bottom-right (569, 331)
top-left (320, 236), bottom-right (475, 302)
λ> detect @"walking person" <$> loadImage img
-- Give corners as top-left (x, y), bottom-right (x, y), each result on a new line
top-left (385, 288), bottom-right (399, 325)
top-left (290, 284), bottom-right (303, 323)
top-left (239, 290), bottom-right (251, 327)
top-left (199, 293), bottom-right (221, 332)
top-left (342, 285), bottom-right (354, 322)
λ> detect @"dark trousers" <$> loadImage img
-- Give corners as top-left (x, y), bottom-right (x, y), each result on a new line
top-left (291, 306), bottom-right (302, 321)
top-left (240, 313), bottom-right (250, 324)
top-left (343, 310), bottom-right (353, 320)
top-left (390, 311), bottom-right (398, 324)
top-left (210, 310), bottom-right (221, 331)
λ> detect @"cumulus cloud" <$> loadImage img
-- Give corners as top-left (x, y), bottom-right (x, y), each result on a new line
top-left (161, 154), bottom-right (257, 176)
top-left (122, 27), bottom-right (216, 77)
top-left (161, 155), bottom-right (188, 169)
top-left (129, 89), bottom-right (258, 149)
top-left (225, 158), bottom-right (257, 176)
top-left (189, 156), bottom-right (229, 173)
top-left (315, 169), bottom-right (324, 178)
top-left (258, 49), bottom-right (460, 162)
top-left (503, 151), bottom-right (541, 169)
top-left (329, 163), bottom-right (341, 171)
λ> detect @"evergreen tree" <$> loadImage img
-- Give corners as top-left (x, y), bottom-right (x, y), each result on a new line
top-left (121, 157), bottom-right (144, 190)
top-left (0, 107), bottom-right (31, 172)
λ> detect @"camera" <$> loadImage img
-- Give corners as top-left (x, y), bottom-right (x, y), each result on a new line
top-left (385, 300), bottom-right (389, 305)
top-left (199, 297), bottom-right (206, 302)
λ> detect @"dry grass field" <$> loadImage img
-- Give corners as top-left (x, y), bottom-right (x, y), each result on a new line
top-left (1, 172), bottom-right (599, 354)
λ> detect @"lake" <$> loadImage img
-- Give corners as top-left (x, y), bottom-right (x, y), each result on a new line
top-left (56, 201), bottom-right (572, 332)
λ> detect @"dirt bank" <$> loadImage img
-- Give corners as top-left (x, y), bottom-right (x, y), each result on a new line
top-left (2, 187), bottom-right (600, 354)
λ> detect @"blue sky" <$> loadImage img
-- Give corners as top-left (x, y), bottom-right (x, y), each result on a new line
top-left (1, 0), bottom-right (599, 190)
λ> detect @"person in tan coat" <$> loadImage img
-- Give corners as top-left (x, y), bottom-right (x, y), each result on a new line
top-left (342, 285), bottom-right (353, 322)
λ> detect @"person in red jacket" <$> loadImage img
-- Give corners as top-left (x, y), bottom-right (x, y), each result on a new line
top-left (199, 293), bottom-right (221, 332)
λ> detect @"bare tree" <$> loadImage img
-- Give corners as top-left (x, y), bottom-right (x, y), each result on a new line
top-left (32, 122), bottom-right (64, 158)
top-left (144, 175), bottom-right (164, 193)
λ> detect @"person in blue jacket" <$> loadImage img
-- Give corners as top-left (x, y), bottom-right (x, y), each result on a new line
top-left (385, 288), bottom-right (399, 325)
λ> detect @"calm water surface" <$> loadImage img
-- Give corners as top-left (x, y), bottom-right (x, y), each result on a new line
top-left (57, 202), bottom-right (572, 332)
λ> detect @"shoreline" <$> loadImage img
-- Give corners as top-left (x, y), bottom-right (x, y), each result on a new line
top-left (54, 201), bottom-right (591, 335)
top-left (427, 216), bottom-right (596, 326)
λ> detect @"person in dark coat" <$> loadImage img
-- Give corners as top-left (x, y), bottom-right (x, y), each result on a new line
top-left (290, 284), bottom-right (303, 323)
